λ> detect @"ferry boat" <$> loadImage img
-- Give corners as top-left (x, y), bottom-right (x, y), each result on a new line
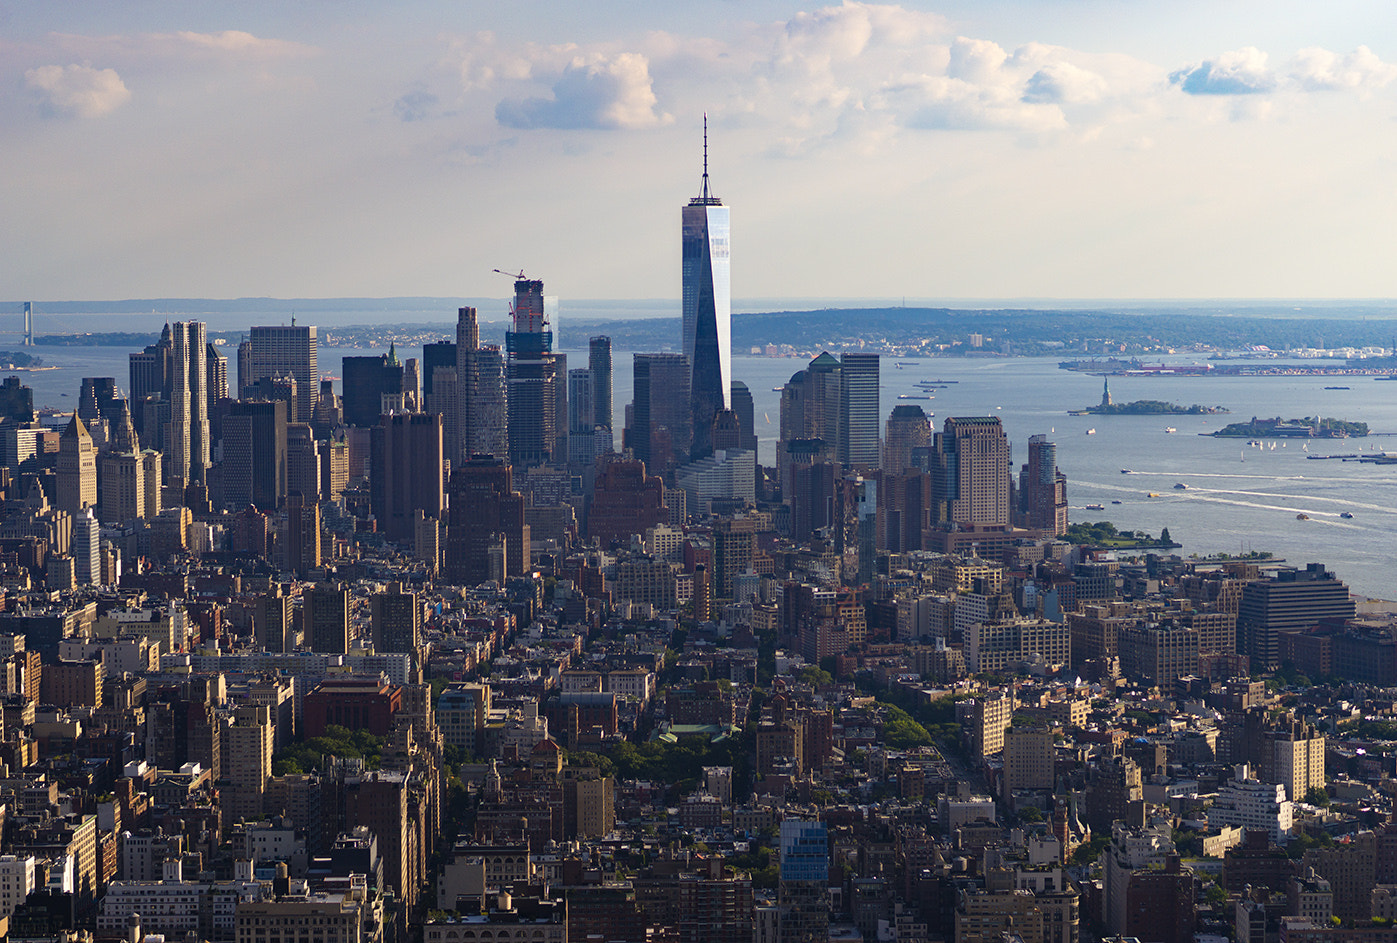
top-left (1147, 492), bottom-right (1160, 498)
top-left (1084, 503), bottom-right (1105, 511)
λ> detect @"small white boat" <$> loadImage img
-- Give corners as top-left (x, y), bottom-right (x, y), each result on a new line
top-left (1085, 428), bottom-right (1096, 435)
top-left (1165, 427), bottom-right (1176, 434)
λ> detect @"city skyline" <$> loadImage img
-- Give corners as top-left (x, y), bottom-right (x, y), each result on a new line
top-left (4, 2), bottom-right (1397, 303)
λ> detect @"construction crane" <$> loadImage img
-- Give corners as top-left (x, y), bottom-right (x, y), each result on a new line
top-left (492, 268), bottom-right (528, 281)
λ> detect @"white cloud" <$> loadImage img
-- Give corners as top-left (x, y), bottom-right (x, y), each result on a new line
top-left (1022, 61), bottom-right (1109, 105)
top-left (1290, 46), bottom-right (1397, 91)
top-left (166, 30), bottom-right (311, 58)
top-left (778, 1), bottom-right (946, 66)
top-left (496, 52), bottom-right (670, 130)
top-left (1170, 47), bottom-right (1276, 95)
top-left (947, 37), bottom-right (1008, 85)
top-left (899, 74), bottom-right (1067, 132)
top-left (446, 31), bottom-right (553, 92)
top-left (24, 63), bottom-right (130, 118)
top-left (49, 29), bottom-right (316, 64)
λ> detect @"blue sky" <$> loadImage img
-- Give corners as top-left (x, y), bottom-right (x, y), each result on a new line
top-left (4, 1), bottom-right (1397, 303)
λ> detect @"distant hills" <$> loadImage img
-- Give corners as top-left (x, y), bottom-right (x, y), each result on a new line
top-left (9, 299), bottom-right (1397, 353)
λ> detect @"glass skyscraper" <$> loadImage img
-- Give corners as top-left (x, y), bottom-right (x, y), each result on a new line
top-left (682, 122), bottom-right (731, 461)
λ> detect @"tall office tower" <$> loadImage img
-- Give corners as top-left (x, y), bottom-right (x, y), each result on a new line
top-left (285, 491), bottom-right (321, 576)
top-left (221, 400), bottom-right (288, 511)
top-left (251, 374), bottom-right (298, 418)
top-left (237, 337), bottom-right (252, 398)
top-left (631, 353), bottom-right (691, 473)
top-left (286, 423), bottom-right (320, 501)
top-left (254, 586), bottom-right (296, 653)
top-left (402, 357), bottom-right (421, 411)
top-left (311, 379), bottom-right (341, 431)
top-left (141, 451), bottom-right (163, 518)
top-left (341, 352), bottom-right (404, 427)
top-left (730, 381), bottom-right (758, 452)
top-left (225, 705), bottom-right (274, 821)
top-left (568, 368), bottom-right (595, 434)
top-left (140, 397), bottom-right (170, 454)
top-left (169, 321), bottom-right (210, 486)
top-left (778, 819), bottom-right (830, 943)
top-left (505, 277), bottom-right (558, 468)
top-left (206, 343), bottom-right (228, 404)
top-left (553, 351), bottom-right (568, 467)
top-left (371, 582), bottom-right (420, 654)
top-left (878, 470), bottom-right (931, 553)
top-left (424, 342), bottom-right (460, 462)
top-left (248, 325), bottom-right (318, 421)
top-left (445, 456), bottom-right (529, 586)
top-left (935, 417), bottom-right (1012, 527)
top-left (778, 352), bottom-right (841, 490)
top-left (101, 452), bottom-right (151, 525)
top-left (1238, 564), bottom-right (1355, 672)
top-left (568, 368), bottom-right (595, 467)
top-left (789, 459), bottom-right (837, 542)
top-left (455, 306), bottom-right (509, 461)
top-left (838, 352), bottom-right (879, 469)
top-left (370, 412), bottom-right (444, 542)
top-left (318, 433), bottom-right (349, 503)
top-left (129, 324), bottom-right (172, 438)
top-left (77, 377), bottom-right (117, 424)
top-left (72, 508), bottom-right (100, 586)
top-left (303, 582), bottom-right (350, 654)
top-left (0, 376), bottom-right (34, 423)
top-left (422, 341), bottom-right (456, 399)
top-left (682, 122), bottom-right (731, 460)
top-left (884, 404), bottom-right (932, 473)
top-left (1018, 434), bottom-right (1068, 536)
top-left (589, 336), bottom-right (613, 442)
top-left (56, 415), bottom-right (97, 515)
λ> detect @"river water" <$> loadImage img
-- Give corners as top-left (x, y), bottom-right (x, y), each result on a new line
top-left (19, 344), bottom-right (1397, 598)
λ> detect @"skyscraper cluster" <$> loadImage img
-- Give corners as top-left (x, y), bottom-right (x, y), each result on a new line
top-left (776, 351), bottom-right (881, 496)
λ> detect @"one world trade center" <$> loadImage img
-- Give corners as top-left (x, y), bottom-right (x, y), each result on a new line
top-left (682, 118), bottom-right (731, 460)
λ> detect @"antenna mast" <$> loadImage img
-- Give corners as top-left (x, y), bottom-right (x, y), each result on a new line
top-left (701, 113), bottom-right (710, 201)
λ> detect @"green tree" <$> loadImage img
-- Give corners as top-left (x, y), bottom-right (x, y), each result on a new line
top-left (1304, 786), bottom-right (1331, 807)
top-left (881, 705), bottom-right (934, 749)
top-left (1160, 527), bottom-right (1172, 544)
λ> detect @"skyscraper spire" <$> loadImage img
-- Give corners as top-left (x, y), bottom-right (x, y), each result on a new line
top-left (683, 114), bottom-right (731, 460)
top-left (693, 113), bottom-right (720, 206)
top-left (701, 112), bottom-right (711, 201)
